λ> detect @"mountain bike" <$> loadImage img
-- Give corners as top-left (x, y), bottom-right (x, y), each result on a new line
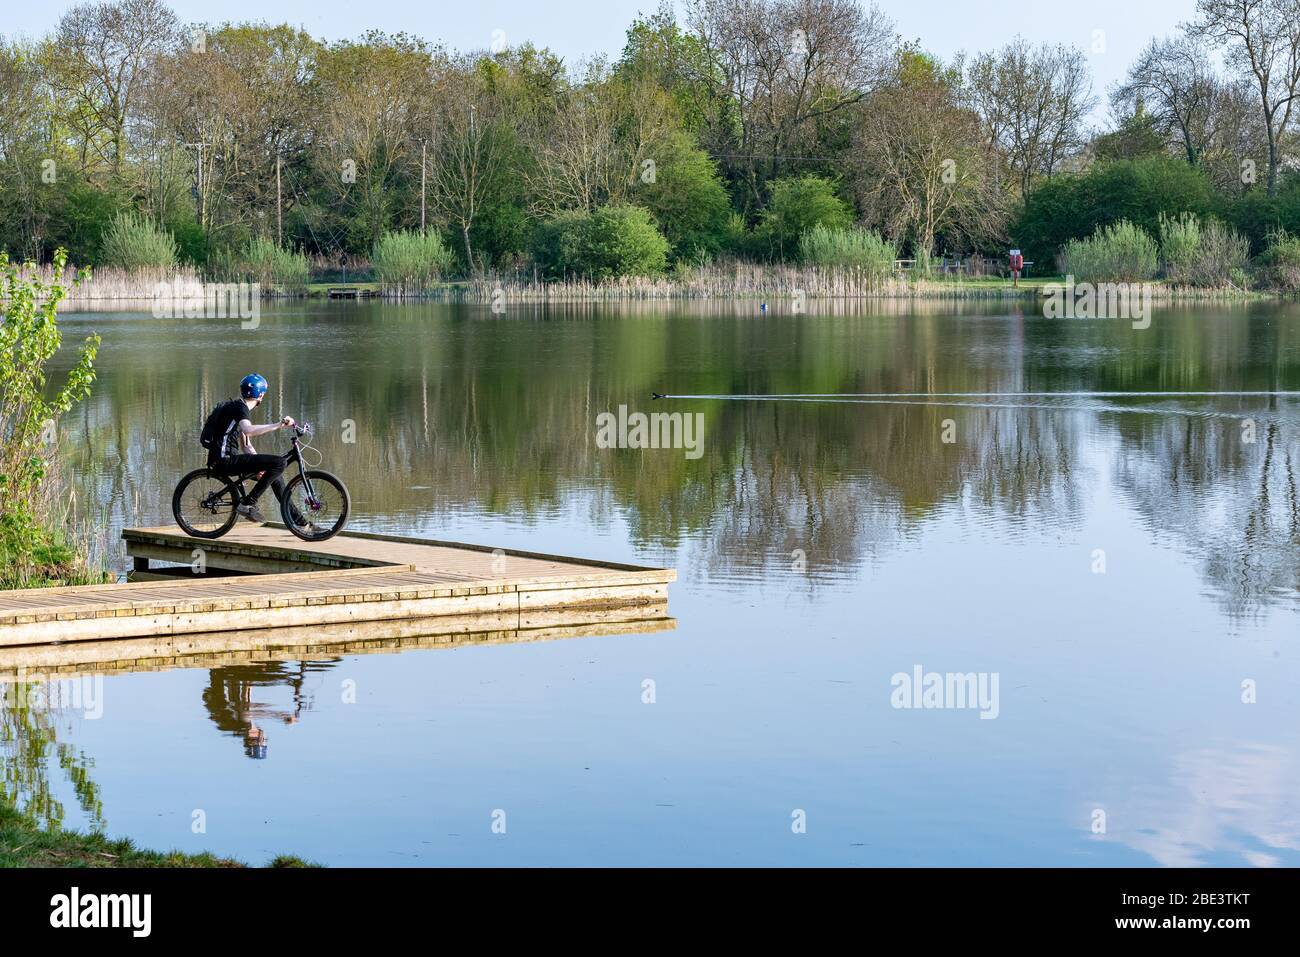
top-left (171, 423), bottom-right (350, 542)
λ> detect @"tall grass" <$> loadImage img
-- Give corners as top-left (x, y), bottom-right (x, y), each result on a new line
top-left (1061, 220), bottom-right (1159, 283)
top-left (1159, 212), bottom-right (1201, 283)
top-left (799, 225), bottom-right (897, 287)
top-left (464, 260), bottom-right (1032, 302)
top-left (98, 212), bottom-right (178, 271)
top-left (226, 238), bottom-right (309, 291)
top-left (5, 263), bottom-right (203, 301)
top-left (372, 230), bottom-right (456, 296)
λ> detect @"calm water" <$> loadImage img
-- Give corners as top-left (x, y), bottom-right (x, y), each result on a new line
top-left (3, 299), bottom-right (1299, 866)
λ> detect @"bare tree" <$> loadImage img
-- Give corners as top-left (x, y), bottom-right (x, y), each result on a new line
top-left (1200, 77), bottom-right (1270, 192)
top-left (0, 38), bottom-right (52, 257)
top-left (312, 33), bottom-right (434, 248)
top-left (46, 0), bottom-right (181, 179)
top-left (526, 63), bottom-right (676, 215)
top-left (966, 38), bottom-right (1094, 196)
top-left (687, 0), bottom-right (894, 213)
top-left (856, 52), bottom-right (1009, 257)
top-left (140, 24), bottom-right (319, 238)
top-left (1189, 0), bottom-right (1300, 195)
top-left (1112, 36), bottom-right (1223, 164)
top-left (427, 60), bottom-right (514, 271)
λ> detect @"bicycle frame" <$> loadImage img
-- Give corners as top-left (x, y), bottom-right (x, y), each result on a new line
top-left (208, 427), bottom-right (317, 510)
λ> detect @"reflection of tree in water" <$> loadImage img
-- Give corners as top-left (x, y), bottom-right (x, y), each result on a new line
top-left (658, 400), bottom-right (1085, 585)
top-left (52, 303), bottom-right (1298, 609)
top-left (1114, 413), bottom-right (1300, 617)
top-left (0, 682), bottom-right (105, 831)
top-left (202, 660), bottom-right (338, 759)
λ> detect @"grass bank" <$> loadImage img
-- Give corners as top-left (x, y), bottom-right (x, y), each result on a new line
top-left (0, 805), bottom-right (314, 867)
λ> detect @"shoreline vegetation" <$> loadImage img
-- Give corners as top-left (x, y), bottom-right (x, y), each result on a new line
top-left (0, 805), bottom-right (314, 868)
top-left (7, 3), bottom-right (1300, 308)
top-left (18, 260), bottom-right (1285, 305)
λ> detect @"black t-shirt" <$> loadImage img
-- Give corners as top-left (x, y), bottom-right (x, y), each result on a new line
top-left (206, 399), bottom-right (251, 464)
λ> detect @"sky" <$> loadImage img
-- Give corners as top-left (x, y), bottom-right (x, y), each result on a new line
top-left (8, 0), bottom-right (1205, 124)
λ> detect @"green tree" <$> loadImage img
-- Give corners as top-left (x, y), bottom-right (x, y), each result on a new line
top-left (532, 205), bottom-right (670, 279)
top-left (637, 131), bottom-right (731, 261)
top-left (760, 175), bottom-right (852, 260)
top-left (0, 250), bottom-right (100, 575)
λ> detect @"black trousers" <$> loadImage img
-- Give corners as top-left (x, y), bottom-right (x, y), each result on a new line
top-left (214, 454), bottom-right (287, 506)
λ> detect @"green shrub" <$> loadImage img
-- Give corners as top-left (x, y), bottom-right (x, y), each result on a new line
top-left (585, 205), bottom-right (670, 278)
top-left (371, 230), bottom-right (456, 292)
top-left (1187, 220), bottom-right (1251, 288)
top-left (49, 181), bottom-right (124, 266)
top-left (1223, 177), bottom-right (1300, 254)
top-left (97, 212), bottom-right (178, 270)
top-left (1256, 231), bottom-right (1300, 294)
top-left (169, 218), bottom-right (209, 267)
top-left (1061, 220), bottom-right (1159, 283)
top-left (532, 205), bottom-right (670, 280)
top-left (799, 225), bottom-right (897, 283)
top-left (531, 211), bottom-right (590, 280)
top-left (1016, 155), bottom-right (1215, 266)
top-left (1159, 212), bottom-right (1252, 288)
top-left (761, 175), bottom-right (852, 260)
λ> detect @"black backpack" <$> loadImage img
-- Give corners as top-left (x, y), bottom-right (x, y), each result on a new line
top-left (200, 399), bottom-right (234, 452)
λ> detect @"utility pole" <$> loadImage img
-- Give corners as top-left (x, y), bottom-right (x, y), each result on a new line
top-left (420, 139), bottom-right (427, 236)
top-left (182, 142), bottom-right (208, 228)
top-left (276, 152), bottom-right (283, 246)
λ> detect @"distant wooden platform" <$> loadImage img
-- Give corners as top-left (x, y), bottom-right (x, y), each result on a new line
top-left (0, 526), bottom-right (675, 646)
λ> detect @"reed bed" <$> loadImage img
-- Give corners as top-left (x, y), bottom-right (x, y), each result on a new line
top-left (7, 263), bottom-right (204, 301)
top-left (451, 262), bottom-right (1038, 303)
top-left (8, 260), bottom-right (1271, 307)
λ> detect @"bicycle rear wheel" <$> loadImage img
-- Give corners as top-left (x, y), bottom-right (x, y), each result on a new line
top-left (281, 470), bottom-right (350, 541)
top-left (172, 469), bottom-right (240, 538)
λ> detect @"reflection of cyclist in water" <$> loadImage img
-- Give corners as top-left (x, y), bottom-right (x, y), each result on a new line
top-left (201, 660), bottom-right (336, 759)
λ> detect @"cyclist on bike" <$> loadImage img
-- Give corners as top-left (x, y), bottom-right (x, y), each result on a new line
top-left (202, 373), bottom-right (298, 524)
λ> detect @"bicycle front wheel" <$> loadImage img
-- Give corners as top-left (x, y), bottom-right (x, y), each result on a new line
top-left (281, 470), bottom-right (350, 541)
top-left (172, 469), bottom-right (240, 538)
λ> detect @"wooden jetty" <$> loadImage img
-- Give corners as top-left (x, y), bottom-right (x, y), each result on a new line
top-left (325, 286), bottom-right (379, 300)
top-left (0, 608), bottom-right (674, 680)
top-left (0, 526), bottom-right (675, 646)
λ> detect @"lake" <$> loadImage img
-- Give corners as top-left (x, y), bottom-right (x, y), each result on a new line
top-left (4, 298), bottom-right (1299, 866)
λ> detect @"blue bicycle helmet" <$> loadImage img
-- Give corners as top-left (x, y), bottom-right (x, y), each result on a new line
top-left (240, 373), bottom-right (269, 400)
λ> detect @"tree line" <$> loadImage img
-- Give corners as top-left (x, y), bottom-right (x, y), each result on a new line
top-left (2, 0), bottom-right (1300, 278)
